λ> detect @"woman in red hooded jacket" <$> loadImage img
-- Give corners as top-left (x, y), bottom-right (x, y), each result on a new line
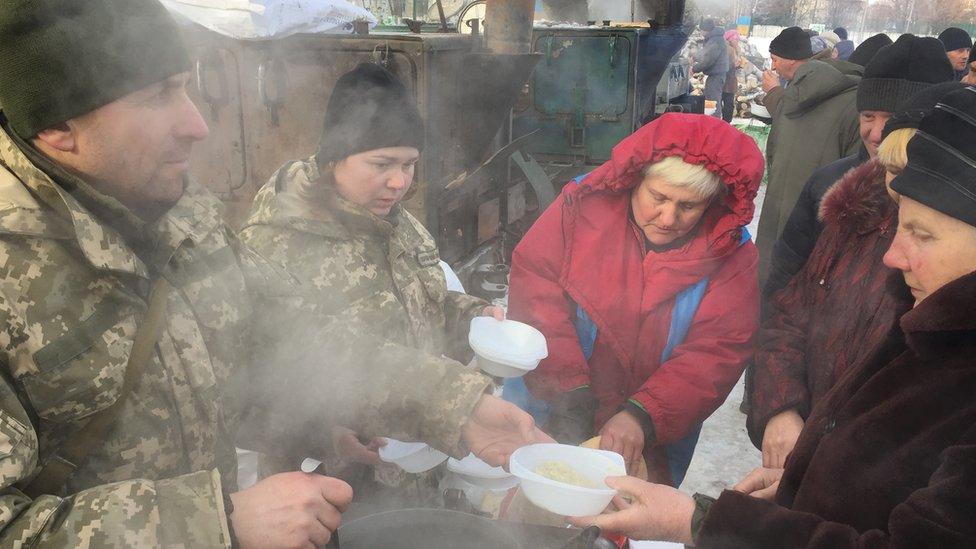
top-left (507, 113), bottom-right (764, 485)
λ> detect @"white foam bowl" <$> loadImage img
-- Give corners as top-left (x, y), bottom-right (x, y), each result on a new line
top-left (510, 443), bottom-right (625, 517)
top-left (378, 438), bottom-right (448, 473)
top-left (447, 453), bottom-right (519, 491)
top-left (468, 317), bottom-right (548, 378)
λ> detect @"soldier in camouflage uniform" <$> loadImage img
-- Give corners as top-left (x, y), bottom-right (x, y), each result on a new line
top-left (238, 64), bottom-right (503, 494)
top-left (0, 1), bottom-right (545, 547)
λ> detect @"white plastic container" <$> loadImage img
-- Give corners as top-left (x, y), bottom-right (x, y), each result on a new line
top-left (447, 453), bottom-right (519, 491)
top-left (378, 438), bottom-right (448, 473)
top-left (468, 317), bottom-right (548, 378)
top-left (509, 443), bottom-right (625, 517)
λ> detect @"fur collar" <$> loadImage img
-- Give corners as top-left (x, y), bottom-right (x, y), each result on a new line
top-left (818, 159), bottom-right (892, 234)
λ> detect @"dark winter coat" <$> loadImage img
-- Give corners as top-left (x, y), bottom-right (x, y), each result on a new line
top-left (508, 114), bottom-right (763, 483)
top-left (835, 39), bottom-right (855, 61)
top-left (748, 159), bottom-right (913, 445)
top-left (694, 27), bottom-right (731, 76)
top-left (699, 269), bottom-right (976, 548)
top-left (762, 148), bottom-right (869, 299)
top-left (757, 60), bottom-right (861, 285)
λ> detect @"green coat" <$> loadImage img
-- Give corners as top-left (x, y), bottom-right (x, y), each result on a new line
top-left (757, 60), bottom-right (861, 284)
top-left (238, 158), bottom-right (491, 470)
top-left (0, 128), bottom-right (490, 546)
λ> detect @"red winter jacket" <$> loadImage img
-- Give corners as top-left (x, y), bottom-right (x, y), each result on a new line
top-left (509, 114), bottom-right (764, 471)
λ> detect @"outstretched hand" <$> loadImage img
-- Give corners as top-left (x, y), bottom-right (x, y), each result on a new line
top-left (461, 394), bottom-right (553, 467)
top-left (569, 476), bottom-right (695, 545)
top-left (733, 467), bottom-right (783, 501)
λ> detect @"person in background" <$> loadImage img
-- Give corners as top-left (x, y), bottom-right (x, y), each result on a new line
top-left (693, 19), bottom-right (730, 119)
top-left (721, 29), bottom-right (742, 122)
top-left (847, 32), bottom-right (893, 67)
top-left (568, 85), bottom-right (976, 549)
top-left (761, 36), bottom-right (955, 298)
top-left (814, 31), bottom-right (840, 60)
top-left (508, 114), bottom-right (763, 487)
top-left (833, 26), bottom-right (855, 61)
top-left (237, 63), bottom-right (537, 497)
top-left (938, 26), bottom-right (972, 80)
top-left (757, 26), bottom-right (860, 286)
top-left (750, 78), bottom-right (965, 468)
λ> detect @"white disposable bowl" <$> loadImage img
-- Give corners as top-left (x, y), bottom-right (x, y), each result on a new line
top-left (510, 443), bottom-right (625, 516)
top-left (447, 453), bottom-right (519, 490)
top-left (468, 317), bottom-right (548, 378)
top-left (378, 438), bottom-right (448, 473)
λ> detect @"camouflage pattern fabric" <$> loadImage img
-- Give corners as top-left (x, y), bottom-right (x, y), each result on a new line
top-left (0, 126), bottom-right (240, 546)
top-left (238, 158), bottom-right (492, 469)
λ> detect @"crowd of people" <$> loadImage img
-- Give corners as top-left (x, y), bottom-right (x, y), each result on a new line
top-left (0, 0), bottom-right (975, 547)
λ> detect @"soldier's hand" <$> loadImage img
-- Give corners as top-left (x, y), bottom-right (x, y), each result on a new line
top-left (229, 472), bottom-right (353, 549)
top-left (332, 426), bottom-right (383, 465)
top-left (461, 394), bottom-right (554, 467)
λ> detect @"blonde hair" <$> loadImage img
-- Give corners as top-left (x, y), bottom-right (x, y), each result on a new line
top-left (877, 128), bottom-right (918, 174)
top-left (643, 156), bottom-right (723, 199)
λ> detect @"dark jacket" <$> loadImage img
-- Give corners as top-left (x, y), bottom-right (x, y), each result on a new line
top-left (762, 148), bottom-right (869, 299)
top-left (757, 60), bottom-right (861, 285)
top-left (748, 160), bottom-right (913, 445)
top-left (694, 27), bottom-right (731, 76)
top-left (835, 39), bottom-right (855, 60)
top-left (509, 114), bottom-right (763, 483)
top-left (699, 269), bottom-right (976, 548)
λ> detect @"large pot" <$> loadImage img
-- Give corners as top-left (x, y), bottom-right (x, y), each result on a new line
top-left (334, 509), bottom-right (521, 549)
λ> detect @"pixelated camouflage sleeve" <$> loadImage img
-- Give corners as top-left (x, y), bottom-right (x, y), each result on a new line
top-left (442, 290), bottom-right (490, 362)
top-left (0, 376), bottom-right (231, 548)
top-left (242, 307), bottom-right (492, 460)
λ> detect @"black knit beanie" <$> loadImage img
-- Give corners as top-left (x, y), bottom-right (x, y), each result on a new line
top-left (857, 35), bottom-right (954, 112)
top-left (834, 27), bottom-right (848, 40)
top-left (315, 63), bottom-right (424, 166)
top-left (891, 85), bottom-right (976, 227)
top-left (769, 27), bottom-right (813, 60)
top-left (0, 0), bottom-right (190, 138)
top-left (882, 81), bottom-right (967, 138)
top-left (849, 33), bottom-right (894, 67)
top-left (938, 27), bottom-right (972, 51)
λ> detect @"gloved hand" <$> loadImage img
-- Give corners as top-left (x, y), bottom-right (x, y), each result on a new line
top-left (545, 387), bottom-right (598, 446)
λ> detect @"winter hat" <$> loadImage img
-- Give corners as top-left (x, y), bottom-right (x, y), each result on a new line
top-left (770, 27), bottom-right (814, 60)
top-left (701, 19), bottom-right (716, 33)
top-left (0, 0), bottom-right (190, 139)
top-left (724, 29), bottom-right (740, 43)
top-left (315, 63), bottom-right (424, 166)
top-left (849, 33), bottom-right (894, 67)
top-left (891, 86), bottom-right (976, 227)
top-left (882, 81), bottom-right (967, 138)
top-left (810, 36), bottom-right (829, 54)
top-left (857, 35), bottom-right (954, 112)
top-left (835, 40), bottom-right (855, 61)
top-left (834, 27), bottom-right (849, 40)
top-left (820, 31), bottom-right (841, 49)
top-left (938, 27), bottom-right (972, 51)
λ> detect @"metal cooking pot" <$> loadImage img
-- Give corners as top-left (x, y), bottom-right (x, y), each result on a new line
top-left (334, 508), bottom-right (521, 549)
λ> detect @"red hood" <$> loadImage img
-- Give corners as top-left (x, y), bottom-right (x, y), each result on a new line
top-left (569, 113), bottom-right (763, 236)
top-left (562, 113), bottom-right (764, 307)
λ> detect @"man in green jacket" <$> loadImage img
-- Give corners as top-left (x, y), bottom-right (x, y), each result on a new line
top-left (0, 1), bottom-right (544, 546)
top-left (756, 26), bottom-right (860, 284)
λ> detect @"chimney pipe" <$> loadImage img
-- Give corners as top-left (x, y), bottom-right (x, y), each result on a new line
top-left (484, 0), bottom-right (535, 54)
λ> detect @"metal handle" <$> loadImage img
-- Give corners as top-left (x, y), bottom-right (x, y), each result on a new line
top-left (258, 56), bottom-right (287, 127)
top-left (195, 53), bottom-right (228, 121)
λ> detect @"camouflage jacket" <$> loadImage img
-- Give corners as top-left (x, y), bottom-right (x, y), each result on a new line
top-left (238, 158), bottom-right (492, 462)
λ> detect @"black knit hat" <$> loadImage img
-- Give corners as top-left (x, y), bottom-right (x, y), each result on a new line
top-left (770, 27), bottom-right (813, 60)
top-left (0, 0), bottom-right (190, 138)
top-left (891, 86), bottom-right (976, 227)
top-left (849, 33), bottom-right (894, 67)
top-left (857, 35), bottom-right (954, 112)
top-left (883, 81), bottom-right (967, 137)
top-left (834, 27), bottom-right (848, 40)
top-left (315, 63), bottom-right (424, 166)
top-left (938, 27), bottom-right (972, 51)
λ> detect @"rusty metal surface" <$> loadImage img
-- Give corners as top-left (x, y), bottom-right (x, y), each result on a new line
top-left (485, 0), bottom-right (535, 54)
